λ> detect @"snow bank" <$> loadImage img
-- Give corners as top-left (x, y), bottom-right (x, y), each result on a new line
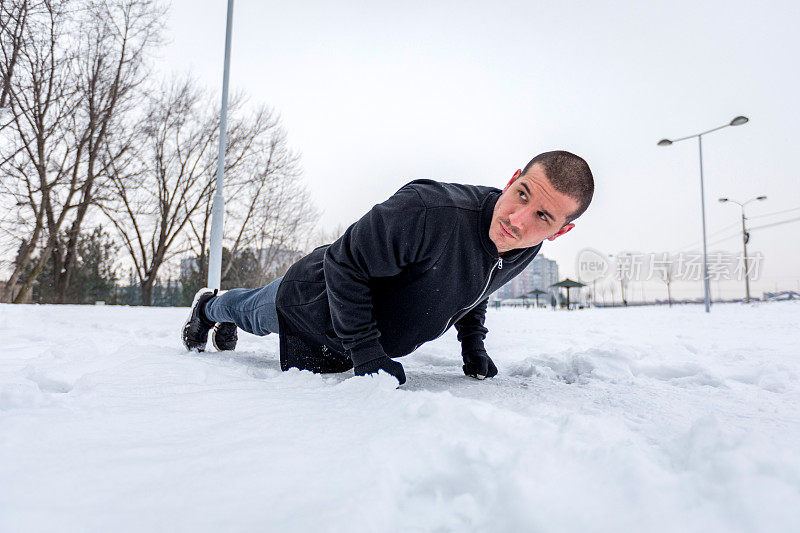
top-left (1, 302), bottom-right (799, 532)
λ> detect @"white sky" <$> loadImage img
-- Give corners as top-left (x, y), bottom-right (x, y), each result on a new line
top-left (157, 0), bottom-right (800, 299)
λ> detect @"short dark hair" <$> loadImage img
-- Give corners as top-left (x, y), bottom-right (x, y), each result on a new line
top-left (521, 150), bottom-right (594, 223)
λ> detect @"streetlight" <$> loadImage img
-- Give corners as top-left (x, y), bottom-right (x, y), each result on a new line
top-left (607, 253), bottom-right (627, 306)
top-left (718, 195), bottom-right (767, 303)
top-left (208, 0), bottom-right (235, 291)
top-left (657, 115), bottom-right (749, 312)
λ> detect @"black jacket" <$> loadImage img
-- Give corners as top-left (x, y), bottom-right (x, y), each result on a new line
top-left (275, 179), bottom-right (542, 369)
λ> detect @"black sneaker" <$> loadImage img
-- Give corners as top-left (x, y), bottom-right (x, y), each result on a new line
top-left (182, 288), bottom-right (217, 351)
top-left (211, 322), bottom-right (237, 351)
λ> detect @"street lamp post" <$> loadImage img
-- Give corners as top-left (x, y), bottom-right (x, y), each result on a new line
top-left (608, 253), bottom-right (627, 306)
top-left (208, 0), bottom-right (235, 291)
top-left (718, 195), bottom-right (766, 303)
top-left (657, 115), bottom-right (749, 312)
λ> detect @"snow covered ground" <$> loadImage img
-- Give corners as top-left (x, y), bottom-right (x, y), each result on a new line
top-left (1, 301), bottom-right (799, 532)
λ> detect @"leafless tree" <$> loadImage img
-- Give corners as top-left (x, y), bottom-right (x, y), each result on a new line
top-left (2, 1), bottom-right (314, 304)
top-left (50, 0), bottom-right (163, 302)
top-left (100, 77), bottom-right (223, 305)
top-left (103, 78), bottom-right (317, 303)
top-left (185, 97), bottom-right (316, 288)
top-left (306, 223), bottom-right (347, 250)
top-left (0, 0), bottom-right (162, 303)
top-left (654, 252), bottom-right (674, 307)
top-left (0, 0), bottom-right (77, 303)
top-left (0, 0), bottom-right (35, 110)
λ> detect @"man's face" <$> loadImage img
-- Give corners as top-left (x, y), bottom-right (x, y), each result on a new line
top-left (489, 164), bottom-right (580, 255)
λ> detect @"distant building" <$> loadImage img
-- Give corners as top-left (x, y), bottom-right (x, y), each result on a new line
top-left (493, 254), bottom-right (559, 300)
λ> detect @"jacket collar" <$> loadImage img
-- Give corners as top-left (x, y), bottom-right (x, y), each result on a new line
top-left (479, 190), bottom-right (542, 263)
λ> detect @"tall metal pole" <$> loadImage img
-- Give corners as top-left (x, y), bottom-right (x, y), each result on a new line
top-left (658, 116), bottom-right (749, 312)
top-left (697, 135), bottom-right (711, 312)
top-left (208, 0), bottom-right (234, 290)
top-left (741, 206), bottom-right (751, 303)
top-left (620, 277), bottom-right (626, 306)
top-left (719, 196), bottom-right (765, 303)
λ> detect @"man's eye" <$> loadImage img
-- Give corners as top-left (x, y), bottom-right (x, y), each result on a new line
top-left (537, 211), bottom-right (548, 222)
top-left (518, 191), bottom-right (527, 200)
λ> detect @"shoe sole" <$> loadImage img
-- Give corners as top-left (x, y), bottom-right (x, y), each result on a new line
top-left (211, 326), bottom-right (231, 352)
top-left (210, 328), bottom-right (237, 352)
top-left (208, 290), bottom-right (235, 352)
top-left (211, 328), bottom-right (220, 351)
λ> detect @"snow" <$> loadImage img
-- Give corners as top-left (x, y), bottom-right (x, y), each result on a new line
top-left (1, 302), bottom-right (799, 532)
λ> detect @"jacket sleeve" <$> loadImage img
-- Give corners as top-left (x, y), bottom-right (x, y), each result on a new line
top-left (454, 298), bottom-right (489, 353)
top-left (323, 185), bottom-right (428, 366)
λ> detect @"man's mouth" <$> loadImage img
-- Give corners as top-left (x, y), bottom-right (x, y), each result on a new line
top-left (499, 222), bottom-right (515, 239)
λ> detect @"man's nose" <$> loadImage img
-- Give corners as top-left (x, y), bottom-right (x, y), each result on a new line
top-left (508, 208), bottom-right (527, 233)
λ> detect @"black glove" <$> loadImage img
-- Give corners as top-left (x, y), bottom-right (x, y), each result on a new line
top-left (462, 349), bottom-right (498, 380)
top-left (354, 356), bottom-right (406, 385)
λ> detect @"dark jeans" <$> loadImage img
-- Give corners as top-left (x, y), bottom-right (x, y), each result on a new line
top-left (204, 277), bottom-right (282, 336)
top-left (204, 276), bottom-right (353, 373)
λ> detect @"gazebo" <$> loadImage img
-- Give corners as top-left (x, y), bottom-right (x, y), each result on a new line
top-left (550, 278), bottom-right (586, 309)
top-left (522, 288), bottom-right (549, 308)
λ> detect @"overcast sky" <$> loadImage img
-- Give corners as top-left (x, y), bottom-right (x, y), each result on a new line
top-left (157, 0), bottom-right (799, 299)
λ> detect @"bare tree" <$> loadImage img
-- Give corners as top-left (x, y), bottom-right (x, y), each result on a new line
top-left (306, 223), bottom-right (347, 251)
top-left (0, 0), bottom-right (35, 110)
top-left (104, 79), bottom-right (316, 303)
top-left (0, 0), bottom-right (77, 303)
top-left (184, 98), bottom-right (316, 288)
top-left (0, 0), bottom-right (162, 303)
top-left (100, 77), bottom-right (224, 305)
top-left (654, 252), bottom-right (674, 307)
top-left (2, 1), bottom-right (313, 304)
top-left (50, 0), bottom-right (163, 302)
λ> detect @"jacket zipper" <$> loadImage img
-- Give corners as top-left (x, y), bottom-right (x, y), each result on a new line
top-left (430, 256), bottom-right (503, 342)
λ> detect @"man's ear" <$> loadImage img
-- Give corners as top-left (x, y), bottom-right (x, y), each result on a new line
top-left (547, 223), bottom-right (575, 241)
top-left (503, 169), bottom-right (522, 192)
